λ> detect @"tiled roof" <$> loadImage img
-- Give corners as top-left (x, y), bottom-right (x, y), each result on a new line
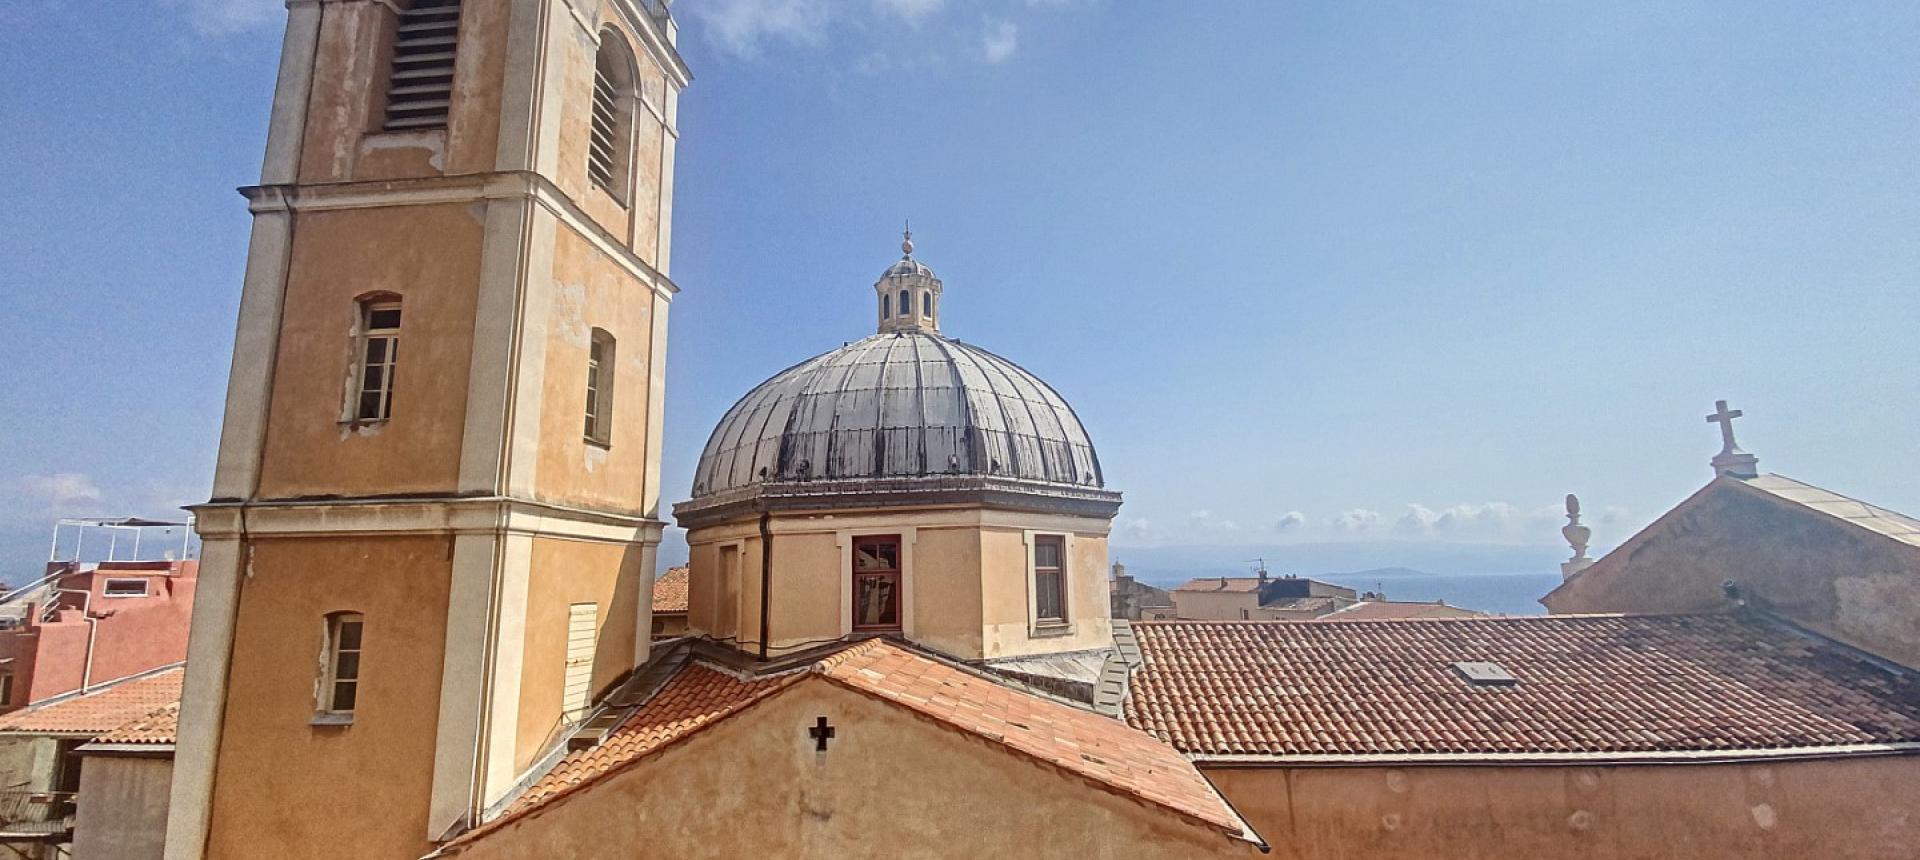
top-left (486, 640), bottom-right (1250, 845)
top-left (1741, 474), bottom-right (1920, 549)
top-left (0, 666), bottom-right (184, 737)
top-left (1173, 577), bottom-right (1263, 593)
top-left (1125, 616), bottom-right (1920, 759)
top-left (652, 566), bottom-right (689, 614)
top-left (507, 662), bottom-right (796, 813)
top-left (94, 702), bottom-right (180, 745)
top-left (1319, 600), bottom-right (1485, 620)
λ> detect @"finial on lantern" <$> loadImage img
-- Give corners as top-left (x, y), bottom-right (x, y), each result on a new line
top-left (902, 220), bottom-right (914, 259)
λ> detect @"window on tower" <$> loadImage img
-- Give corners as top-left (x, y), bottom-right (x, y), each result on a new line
top-left (318, 612), bottom-right (365, 720)
top-left (921, 291), bottom-right (932, 318)
top-left (852, 535), bottom-right (903, 632)
top-left (589, 30), bottom-right (638, 202)
top-left (1033, 535), bottom-right (1067, 625)
top-left (585, 328), bottom-right (615, 446)
top-left (383, 0), bottom-right (463, 132)
top-left (882, 293), bottom-right (891, 319)
top-left (350, 298), bottom-right (402, 423)
top-left (898, 289), bottom-right (910, 318)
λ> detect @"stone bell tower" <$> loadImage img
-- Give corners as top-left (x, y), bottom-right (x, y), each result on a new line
top-left (167, 2), bottom-right (688, 858)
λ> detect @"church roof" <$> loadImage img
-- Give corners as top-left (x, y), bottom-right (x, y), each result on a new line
top-left (1124, 615), bottom-right (1920, 761)
top-left (465, 639), bottom-right (1256, 849)
top-left (680, 330), bottom-right (1109, 517)
top-left (1739, 473), bottom-right (1920, 549)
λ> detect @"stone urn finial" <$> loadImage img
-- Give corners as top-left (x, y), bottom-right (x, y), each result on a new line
top-left (1560, 494), bottom-right (1594, 580)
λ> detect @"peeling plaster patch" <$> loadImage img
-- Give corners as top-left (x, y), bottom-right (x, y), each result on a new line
top-left (1834, 575), bottom-right (1920, 652)
top-left (1749, 766), bottom-right (1775, 787)
top-left (1379, 813), bottom-right (1401, 831)
top-left (1574, 769), bottom-right (1601, 791)
top-left (553, 281), bottom-right (591, 346)
top-left (361, 130), bottom-right (448, 171)
top-left (1384, 770), bottom-right (1407, 793)
top-left (1750, 804), bottom-right (1777, 829)
top-left (1568, 810), bottom-right (1594, 831)
top-left (584, 444), bottom-right (608, 472)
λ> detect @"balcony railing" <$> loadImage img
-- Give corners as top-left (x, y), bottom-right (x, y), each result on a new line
top-left (0, 791), bottom-right (75, 840)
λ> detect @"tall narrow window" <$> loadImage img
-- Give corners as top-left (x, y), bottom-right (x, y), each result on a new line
top-left (352, 300), bottom-right (401, 422)
top-left (1033, 535), bottom-right (1066, 624)
top-left (562, 603), bottom-right (599, 721)
top-left (851, 535), bottom-right (902, 632)
top-left (0, 672), bottom-right (13, 707)
top-left (921, 291), bottom-right (932, 318)
top-left (321, 612), bottom-right (364, 717)
top-left (882, 294), bottom-right (891, 319)
top-left (898, 289), bottom-right (910, 318)
top-left (584, 329), bottom-right (615, 446)
top-left (588, 31), bottom-right (637, 200)
top-left (383, 0), bottom-right (463, 131)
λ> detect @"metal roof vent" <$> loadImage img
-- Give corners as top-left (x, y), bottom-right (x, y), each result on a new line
top-left (1453, 661), bottom-right (1518, 687)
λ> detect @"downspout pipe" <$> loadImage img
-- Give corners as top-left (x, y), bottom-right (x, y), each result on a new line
top-left (757, 511), bottom-right (773, 661)
top-left (51, 582), bottom-right (97, 693)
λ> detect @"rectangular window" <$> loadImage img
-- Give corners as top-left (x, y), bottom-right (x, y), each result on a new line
top-left (322, 613), bottom-right (364, 717)
top-left (562, 603), bottom-right (599, 720)
top-left (354, 303), bottom-right (401, 422)
top-left (584, 330), bottom-right (614, 446)
top-left (103, 578), bottom-right (149, 598)
top-left (1033, 535), bottom-right (1066, 624)
top-left (0, 672), bottom-right (13, 706)
top-left (851, 535), bottom-right (902, 632)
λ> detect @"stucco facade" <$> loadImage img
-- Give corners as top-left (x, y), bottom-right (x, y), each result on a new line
top-left (1544, 475), bottom-right (1920, 667)
top-left (684, 508), bottom-right (1115, 661)
top-left (437, 678), bottom-right (1259, 860)
top-left (72, 753), bottom-right (172, 860)
top-left (1206, 755), bottom-right (1920, 860)
top-left (172, 1), bottom-right (687, 858)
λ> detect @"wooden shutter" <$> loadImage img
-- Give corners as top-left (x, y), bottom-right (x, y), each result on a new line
top-left (562, 603), bottom-right (599, 720)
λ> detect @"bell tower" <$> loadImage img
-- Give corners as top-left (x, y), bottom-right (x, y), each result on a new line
top-left (167, 2), bottom-right (688, 858)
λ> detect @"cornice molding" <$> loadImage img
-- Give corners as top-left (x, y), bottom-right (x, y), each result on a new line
top-left (239, 171), bottom-right (680, 298)
top-left (192, 495), bottom-right (667, 545)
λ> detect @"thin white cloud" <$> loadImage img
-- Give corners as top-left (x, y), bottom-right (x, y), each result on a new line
top-left (1275, 511), bottom-right (1306, 532)
top-left (165, 0), bottom-right (280, 36)
top-left (1330, 509), bottom-right (1381, 533)
top-left (982, 18), bottom-right (1019, 63)
top-left (18, 473), bottom-right (103, 512)
top-left (875, 0), bottom-right (945, 24)
top-left (688, 0), bottom-right (833, 57)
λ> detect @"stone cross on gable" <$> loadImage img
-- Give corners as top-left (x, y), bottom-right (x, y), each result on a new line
top-left (1705, 399), bottom-right (1760, 479)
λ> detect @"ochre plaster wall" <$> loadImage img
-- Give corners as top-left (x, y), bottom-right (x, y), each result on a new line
top-left (255, 204), bottom-right (482, 500)
top-left (533, 226), bottom-right (660, 514)
top-left (72, 753), bottom-right (171, 860)
top-left (513, 537), bottom-right (647, 768)
top-left (908, 525), bottom-right (984, 657)
top-left (980, 527), bottom-right (1112, 659)
top-left (1206, 755), bottom-right (1920, 860)
top-left (203, 535), bottom-right (452, 860)
top-left (1545, 482), bottom-right (1920, 667)
top-left (448, 679), bottom-right (1258, 859)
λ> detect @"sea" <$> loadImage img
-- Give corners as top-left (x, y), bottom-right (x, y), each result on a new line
top-left (1311, 569), bottom-right (1564, 616)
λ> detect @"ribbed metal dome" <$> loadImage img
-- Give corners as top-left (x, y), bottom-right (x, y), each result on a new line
top-left (689, 330), bottom-right (1104, 499)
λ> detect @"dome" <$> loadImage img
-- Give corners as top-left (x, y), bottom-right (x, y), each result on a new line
top-left (882, 258), bottom-right (935, 279)
top-left (689, 330), bottom-right (1105, 500)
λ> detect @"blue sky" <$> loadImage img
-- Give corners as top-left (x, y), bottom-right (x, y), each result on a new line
top-left (1, 0), bottom-right (1916, 579)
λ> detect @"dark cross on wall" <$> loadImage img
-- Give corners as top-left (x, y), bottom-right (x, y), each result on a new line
top-left (809, 716), bottom-right (836, 752)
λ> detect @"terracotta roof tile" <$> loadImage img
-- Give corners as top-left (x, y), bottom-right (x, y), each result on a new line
top-left (94, 702), bottom-right (180, 745)
top-left (1124, 616), bottom-right (1920, 759)
top-left (651, 567), bottom-right (689, 614)
top-left (491, 641), bottom-right (1250, 844)
top-left (0, 666), bottom-right (184, 737)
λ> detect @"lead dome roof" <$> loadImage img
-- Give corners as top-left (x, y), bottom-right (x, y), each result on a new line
top-left (689, 330), bottom-right (1105, 500)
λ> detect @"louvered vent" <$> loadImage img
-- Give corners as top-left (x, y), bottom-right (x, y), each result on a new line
top-left (383, 0), bottom-right (462, 132)
top-left (587, 61), bottom-right (620, 190)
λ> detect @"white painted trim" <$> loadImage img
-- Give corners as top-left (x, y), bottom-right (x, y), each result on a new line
top-left (456, 197), bottom-right (535, 494)
top-left (192, 497), bottom-right (667, 546)
top-left (259, 1), bottom-right (322, 185)
top-left (208, 207), bottom-right (294, 501)
top-left (492, 0), bottom-right (546, 173)
top-left (161, 538), bottom-right (245, 860)
top-left (477, 535), bottom-right (534, 808)
top-left (502, 205), bottom-right (559, 499)
top-left (427, 533), bottom-right (499, 838)
top-left (632, 541), bottom-right (659, 668)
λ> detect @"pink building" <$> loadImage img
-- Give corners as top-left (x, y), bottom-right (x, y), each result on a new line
top-left (0, 560), bottom-right (197, 714)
